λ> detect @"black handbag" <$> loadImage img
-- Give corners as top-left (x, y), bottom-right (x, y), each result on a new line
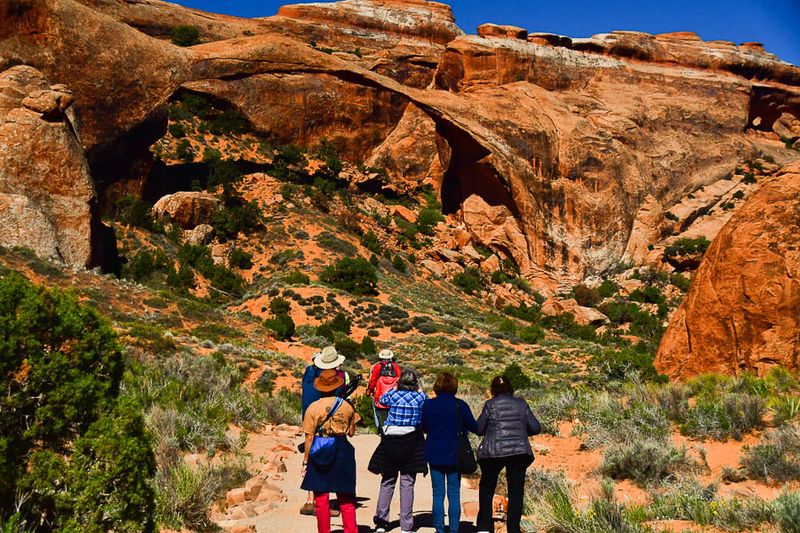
top-left (454, 400), bottom-right (478, 474)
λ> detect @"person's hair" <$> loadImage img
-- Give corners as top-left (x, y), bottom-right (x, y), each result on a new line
top-left (490, 375), bottom-right (514, 397)
top-left (433, 372), bottom-right (458, 395)
top-left (397, 369), bottom-right (419, 391)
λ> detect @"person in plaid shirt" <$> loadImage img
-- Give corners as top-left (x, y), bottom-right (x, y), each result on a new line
top-left (367, 369), bottom-right (427, 533)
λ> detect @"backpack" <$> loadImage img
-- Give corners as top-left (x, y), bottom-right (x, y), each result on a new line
top-left (373, 361), bottom-right (399, 408)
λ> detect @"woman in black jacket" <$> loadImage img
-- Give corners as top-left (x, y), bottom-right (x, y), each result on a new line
top-left (475, 375), bottom-right (541, 533)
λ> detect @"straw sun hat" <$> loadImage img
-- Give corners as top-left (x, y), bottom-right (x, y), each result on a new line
top-left (313, 345), bottom-right (345, 369)
top-left (314, 368), bottom-right (345, 393)
top-left (378, 349), bottom-right (395, 360)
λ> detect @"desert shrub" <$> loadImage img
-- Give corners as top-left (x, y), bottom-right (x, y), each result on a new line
top-left (452, 267), bottom-right (483, 295)
top-left (317, 231), bottom-right (358, 256)
top-left (771, 396), bottom-right (800, 426)
top-left (681, 393), bottom-right (765, 441)
top-left (328, 312), bottom-right (352, 334)
top-left (541, 312), bottom-right (597, 342)
top-left (175, 139), bottom-right (195, 163)
top-left (171, 25), bottom-right (200, 46)
top-left (629, 285), bottom-right (665, 305)
top-left (416, 207), bottom-right (445, 236)
top-left (206, 159), bottom-right (243, 188)
top-left (732, 190), bottom-right (745, 200)
top-left (652, 383), bottom-right (691, 422)
top-left (168, 122), bottom-right (187, 138)
top-left (740, 425), bottom-right (800, 483)
top-left (391, 255), bottom-right (407, 273)
top-left (775, 490), bottom-right (800, 533)
top-left (664, 211), bottom-right (679, 221)
top-left (263, 388), bottom-right (302, 425)
top-left (671, 273), bottom-right (691, 292)
top-left (269, 297), bottom-right (291, 315)
top-left (743, 172), bottom-right (757, 184)
top-left (572, 283), bottom-right (601, 307)
top-left (154, 459), bottom-right (247, 530)
top-left (664, 237), bottom-right (711, 258)
top-left (320, 257), bottom-right (378, 295)
top-left (599, 439), bottom-right (695, 486)
top-left (503, 362), bottom-right (532, 390)
top-left (264, 313), bottom-right (295, 341)
top-left (207, 108), bottom-right (248, 135)
top-left (504, 302), bottom-right (542, 323)
top-left (115, 195), bottom-right (155, 229)
top-left (284, 269), bottom-right (310, 285)
top-left (123, 248), bottom-right (171, 282)
top-left (190, 323), bottom-right (242, 344)
top-left (360, 335), bottom-right (377, 356)
top-left (180, 92), bottom-right (211, 118)
top-left (166, 262), bottom-right (196, 293)
top-left (334, 337), bottom-right (361, 358)
top-left (228, 248), bottom-right (253, 270)
top-left (0, 273), bottom-right (155, 530)
top-left (597, 279), bottom-right (620, 299)
top-left (360, 230), bottom-right (382, 255)
top-left (519, 325), bottom-right (545, 344)
top-left (589, 348), bottom-right (666, 384)
top-left (255, 370), bottom-right (276, 395)
top-left (212, 197), bottom-right (261, 241)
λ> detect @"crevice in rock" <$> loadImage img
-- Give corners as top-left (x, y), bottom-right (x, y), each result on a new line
top-left (747, 84), bottom-right (800, 132)
top-left (436, 121), bottom-right (519, 217)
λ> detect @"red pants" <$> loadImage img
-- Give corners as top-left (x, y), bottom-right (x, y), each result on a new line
top-left (314, 492), bottom-right (357, 533)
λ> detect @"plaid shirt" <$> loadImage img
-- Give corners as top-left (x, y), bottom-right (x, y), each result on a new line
top-left (380, 389), bottom-right (427, 428)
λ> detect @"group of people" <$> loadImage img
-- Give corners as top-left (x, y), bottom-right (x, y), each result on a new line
top-left (300, 346), bottom-right (542, 533)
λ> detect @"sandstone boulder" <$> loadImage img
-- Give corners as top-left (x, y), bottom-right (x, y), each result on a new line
top-left (153, 192), bottom-right (220, 228)
top-left (477, 23), bottom-right (528, 40)
top-left (461, 195), bottom-right (531, 273)
top-left (184, 224), bottom-right (215, 245)
top-left (0, 66), bottom-right (96, 267)
top-left (541, 298), bottom-right (608, 326)
top-left (655, 163), bottom-right (800, 379)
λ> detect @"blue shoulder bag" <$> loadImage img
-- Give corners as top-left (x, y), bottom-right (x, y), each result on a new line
top-left (309, 397), bottom-right (344, 466)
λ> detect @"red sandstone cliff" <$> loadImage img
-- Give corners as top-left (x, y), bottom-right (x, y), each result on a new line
top-left (1, 0), bottom-right (799, 283)
top-left (655, 162), bottom-right (800, 379)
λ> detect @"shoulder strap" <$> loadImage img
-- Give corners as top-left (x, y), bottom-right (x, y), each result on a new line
top-left (316, 397), bottom-right (344, 434)
top-left (454, 399), bottom-right (463, 436)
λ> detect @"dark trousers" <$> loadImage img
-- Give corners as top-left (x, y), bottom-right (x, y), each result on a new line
top-left (476, 454), bottom-right (533, 533)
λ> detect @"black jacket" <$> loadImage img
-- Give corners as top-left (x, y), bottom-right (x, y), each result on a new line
top-left (368, 430), bottom-right (428, 475)
top-left (476, 393), bottom-right (541, 460)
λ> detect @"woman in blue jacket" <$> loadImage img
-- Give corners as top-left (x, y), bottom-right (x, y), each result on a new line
top-left (420, 372), bottom-right (478, 533)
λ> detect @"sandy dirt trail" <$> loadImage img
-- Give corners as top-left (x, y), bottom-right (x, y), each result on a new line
top-left (251, 433), bottom-right (480, 532)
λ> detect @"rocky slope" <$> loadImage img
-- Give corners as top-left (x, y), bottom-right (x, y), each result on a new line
top-left (655, 162), bottom-right (800, 379)
top-left (3, 0), bottom-right (800, 285)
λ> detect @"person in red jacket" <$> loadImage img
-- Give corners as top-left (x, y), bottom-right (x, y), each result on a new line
top-left (366, 349), bottom-right (401, 432)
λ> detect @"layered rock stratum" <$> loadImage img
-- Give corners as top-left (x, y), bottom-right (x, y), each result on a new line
top-left (655, 162), bottom-right (800, 379)
top-left (1, 0), bottom-right (799, 287)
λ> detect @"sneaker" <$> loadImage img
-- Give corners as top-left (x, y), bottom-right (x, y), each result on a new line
top-left (300, 502), bottom-right (315, 516)
top-left (374, 528), bottom-right (386, 533)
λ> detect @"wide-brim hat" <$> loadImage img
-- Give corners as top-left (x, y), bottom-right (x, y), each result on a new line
top-left (315, 368), bottom-right (345, 393)
top-left (378, 348), bottom-right (395, 360)
top-left (313, 345), bottom-right (345, 369)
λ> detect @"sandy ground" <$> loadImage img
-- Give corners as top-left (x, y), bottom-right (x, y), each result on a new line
top-left (238, 433), bottom-right (481, 533)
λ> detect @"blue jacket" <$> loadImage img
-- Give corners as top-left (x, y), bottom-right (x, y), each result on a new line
top-left (420, 393), bottom-right (477, 468)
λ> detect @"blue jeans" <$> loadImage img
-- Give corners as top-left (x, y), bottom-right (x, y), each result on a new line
top-left (430, 467), bottom-right (461, 533)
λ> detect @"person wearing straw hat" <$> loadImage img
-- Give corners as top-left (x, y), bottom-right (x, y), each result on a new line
top-left (300, 345), bottom-right (350, 516)
top-left (366, 349), bottom-right (401, 431)
top-left (301, 368), bottom-right (361, 533)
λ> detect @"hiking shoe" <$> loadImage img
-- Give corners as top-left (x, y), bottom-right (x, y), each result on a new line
top-left (300, 502), bottom-right (315, 516)
top-left (374, 527), bottom-right (386, 533)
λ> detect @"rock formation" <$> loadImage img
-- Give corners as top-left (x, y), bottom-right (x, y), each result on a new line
top-left (655, 163), bottom-right (800, 379)
top-left (153, 192), bottom-right (220, 229)
top-left (1, 0), bottom-right (799, 283)
top-left (0, 66), bottom-right (96, 267)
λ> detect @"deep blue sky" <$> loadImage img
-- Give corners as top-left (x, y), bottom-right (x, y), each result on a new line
top-left (173, 0), bottom-right (800, 66)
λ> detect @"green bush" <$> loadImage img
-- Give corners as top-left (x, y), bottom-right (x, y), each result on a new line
top-left (599, 439), bottom-right (695, 487)
top-left (255, 370), bottom-right (276, 395)
top-left (597, 279), bottom-right (620, 299)
top-left (264, 313), bottom-right (295, 341)
top-left (171, 25), bottom-right (200, 46)
top-left (0, 273), bottom-right (154, 530)
top-left (392, 255), bottom-right (407, 273)
top-left (671, 273), bottom-right (691, 292)
top-left (334, 337), bottom-right (362, 358)
top-left (664, 237), bottom-right (711, 258)
top-left (361, 230), bottom-right (382, 255)
top-left (503, 362), bottom-right (532, 390)
top-left (115, 195), bottom-right (155, 229)
top-left (452, 267), bottom-right (483, 295)
top-left (317, 232), bottom-right (358, 256)
top-left (740, 425), bottom-right (800, 483)
top-left (284, 269), bottom-right (310, 285)
top-left (775, 490), bottom-right (800, 533)
top-left (328, 312), bottom-right (352, 334)
top-left (681, 393), bottom-right (765, 441)
top-left (589, 348), bottom-right (666, 383)
top-left (180, 93), bottom-right (211, 119)
top-left (168, 122), bottom-right (187, 138)
top-left (228, 248), bottom-right (253, 270)
top-left (175, 139), bottom-right (195, 163)
top-left (416, 207), bottom-right (444, 236)
top-left (504, 302), bottom-right (542, 323)
top-left (360, 336), bottom-right (377, 356)
top-left (207, 159), bottom-right (243, 189)
top-left (320, 257), bottom-right (378, 295)
top-left (629, 285), bottom-right (665, 305)
top-left (207, 108), bottom-right (248, 135)
top-left (572, 284), bottom-right (600, 307)
top-left (541, 312), bottom-right (597, 342)
top-left (269, 297), bottom-right (291, 315)
top-left (519, 324), bottom-right (545, 344)
top-left (122, 249), bottom-right (171, 282)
